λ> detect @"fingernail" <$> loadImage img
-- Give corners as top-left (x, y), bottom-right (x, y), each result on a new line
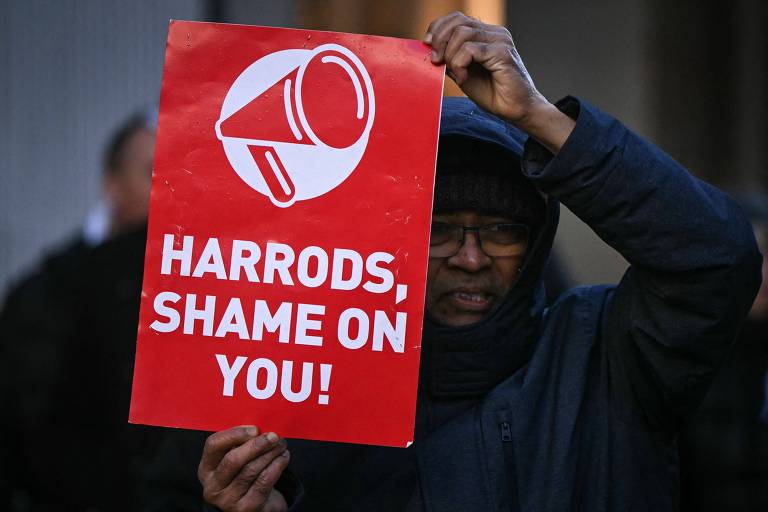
top-left (431, 50), bottom-right (438, 62)
top-left (424, 33), bottom-right (432, 44)
top-left (282, 450), bottom-right (290, 458)
top-left (265, 432), bottom-right (279, 443)
top-left (245, 426), bottom-right (258, 436)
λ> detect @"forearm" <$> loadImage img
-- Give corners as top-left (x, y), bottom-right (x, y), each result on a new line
top-left (522, 97), bottom-right (758, 275)
top-left (508, 98), bottom-right (576, 155)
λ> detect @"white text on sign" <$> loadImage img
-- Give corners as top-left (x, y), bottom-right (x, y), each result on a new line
top-left (148, 234), bottom-right (412, 405)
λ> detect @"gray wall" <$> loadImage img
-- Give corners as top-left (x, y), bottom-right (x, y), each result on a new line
top-left (0, 0), bottom-right (205, 296)
top-left (217, 0), bottom-right (299, 26)
top-left (507, 0), bottom-right (768, 286)
top-left (0, 0), bottom-right (312, 298)
top-left (508, 0), bottom-right (652, 285)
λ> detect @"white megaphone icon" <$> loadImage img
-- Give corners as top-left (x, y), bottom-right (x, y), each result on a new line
top-left (215, 43), bottom-right (376, 207)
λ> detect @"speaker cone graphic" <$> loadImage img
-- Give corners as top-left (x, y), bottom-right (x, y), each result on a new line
top-left (215, 44), bottom-right (375, 207)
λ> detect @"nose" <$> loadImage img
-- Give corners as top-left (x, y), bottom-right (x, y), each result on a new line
top-left (446, 231), bottom-right (492, 271)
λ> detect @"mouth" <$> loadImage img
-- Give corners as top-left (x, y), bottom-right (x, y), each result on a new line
top-left (446, 290), bottom-right (494, 311)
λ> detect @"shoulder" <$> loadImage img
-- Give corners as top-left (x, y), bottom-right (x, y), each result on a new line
top-left (543, 284), bottom-right (615, 328)
top-left (517, 285), bottom-right (618, 379)
top-left (484, 285), bottom-right (619, 419)
top-left (507, 285), bottom-right (617, 384)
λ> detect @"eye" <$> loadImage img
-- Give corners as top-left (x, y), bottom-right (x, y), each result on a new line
top-left (483, 224), bottom-right (528, 244)
top-left (430, 222), bottom-right (456, 245)
top-left (431, 221), bottom-right (453, 233)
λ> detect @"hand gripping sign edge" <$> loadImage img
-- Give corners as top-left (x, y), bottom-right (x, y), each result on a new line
top-left (215, 44), bottom-right (376, 208)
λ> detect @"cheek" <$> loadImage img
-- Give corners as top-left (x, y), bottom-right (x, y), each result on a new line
top-left (759, 258), bottom-right (768, 295)
top-left (129, 174), bottom-right (152, 200)
top-left (424, 259), bottom-right (443, 309)
top-left (494, 259), bottom-right (521, 294)
top-left (117, 177), bottom-right (151, 219)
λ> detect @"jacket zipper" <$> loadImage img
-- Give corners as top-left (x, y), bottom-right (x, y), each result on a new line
top-left (500, 421), bottom-right (512, 442)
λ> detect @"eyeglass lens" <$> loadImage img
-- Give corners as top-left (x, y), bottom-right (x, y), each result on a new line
top-left (429, 222), bottom-right (529, 257)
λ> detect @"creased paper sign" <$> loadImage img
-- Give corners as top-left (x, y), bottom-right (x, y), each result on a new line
top-left (129, 20), bottom-right (445, 447)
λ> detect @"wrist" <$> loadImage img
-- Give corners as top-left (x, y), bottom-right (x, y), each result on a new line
top-left (513, 98), bottom-right (575, 154)
top-left (511, 96), bottom-right (554, 132)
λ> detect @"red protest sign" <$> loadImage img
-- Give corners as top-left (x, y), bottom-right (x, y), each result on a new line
top-left (129, 21), bottom-right (444, 447)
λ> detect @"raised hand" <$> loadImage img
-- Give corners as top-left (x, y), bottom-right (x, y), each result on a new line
top-left (425, 12), bottom-right (575, 153)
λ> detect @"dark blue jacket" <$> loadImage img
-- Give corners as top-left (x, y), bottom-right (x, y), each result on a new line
top-left (408, 96), bottom-right (761, 511)
top-left (145, 97), bottom-right (762, 512)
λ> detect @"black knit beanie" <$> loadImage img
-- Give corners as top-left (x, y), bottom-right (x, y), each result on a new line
top-left (434, 136), bottom-right (544, 225)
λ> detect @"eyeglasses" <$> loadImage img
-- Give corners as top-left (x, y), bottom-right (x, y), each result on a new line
top-left (429, 221), bottom-right (529, 258)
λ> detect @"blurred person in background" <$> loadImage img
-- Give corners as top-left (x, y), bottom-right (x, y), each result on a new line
top-left (678, 194), bottom-right (768, 511)
top-left (0, 109), bottom-right (160, 511)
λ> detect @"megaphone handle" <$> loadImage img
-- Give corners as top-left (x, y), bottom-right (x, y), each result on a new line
top-left (248, 145), bottom-right (296, 205)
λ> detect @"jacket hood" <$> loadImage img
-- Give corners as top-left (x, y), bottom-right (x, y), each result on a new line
top-left (420, 97), bottom-right (560, 399)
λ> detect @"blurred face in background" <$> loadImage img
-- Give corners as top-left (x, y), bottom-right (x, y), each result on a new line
top-left (103, 127), bottom-right (156, 235)
top-left (750, 224), bottom-right (768, 320)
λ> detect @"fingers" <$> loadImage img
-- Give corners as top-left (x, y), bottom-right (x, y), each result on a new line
top-left (426, 11), bottom-right (477, 62)
top-left (443, 26), bottom-right (511, 69)
top-left (210, 433), bottom-right (286, 492)
top-left (199, 425), bottom-right (260, 478)
top-left (199, 425), bottom-right (259, 477)
top-left (425, 11), bottom-right (510, 64)
top-left (448, 41), bottom-right (489, 85)
top-left (237, 451), bottom-right (291, 510)
top-left (424, 11), bottom-right (467, 45)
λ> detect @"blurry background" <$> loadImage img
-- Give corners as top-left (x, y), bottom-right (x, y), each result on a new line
top-left (2, 0), bottom-right (767, 295)
top-left (2, 1), bottom-right (767, 511)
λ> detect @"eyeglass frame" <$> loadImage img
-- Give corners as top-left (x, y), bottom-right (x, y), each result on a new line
top-left (429, 221), bottom-right (530, 258)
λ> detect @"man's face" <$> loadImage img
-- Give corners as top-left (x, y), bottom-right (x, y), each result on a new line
top-left (425, 211), bottom-right (527, 327)
top-left (104, 128), bottom-right (156, 234)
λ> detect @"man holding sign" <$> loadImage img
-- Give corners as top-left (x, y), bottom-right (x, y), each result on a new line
top-left (143, 12), bottom-right (761, 512)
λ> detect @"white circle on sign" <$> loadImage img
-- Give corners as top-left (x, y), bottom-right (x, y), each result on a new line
top-left (215, 44), bottom-right (376, 207)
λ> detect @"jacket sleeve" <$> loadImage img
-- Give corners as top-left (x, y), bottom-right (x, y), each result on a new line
top-left (520, 97), bottom-right (762, 436)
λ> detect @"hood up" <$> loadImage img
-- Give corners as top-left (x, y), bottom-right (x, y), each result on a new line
top-left (420, 97), bottom-right (560, 399)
